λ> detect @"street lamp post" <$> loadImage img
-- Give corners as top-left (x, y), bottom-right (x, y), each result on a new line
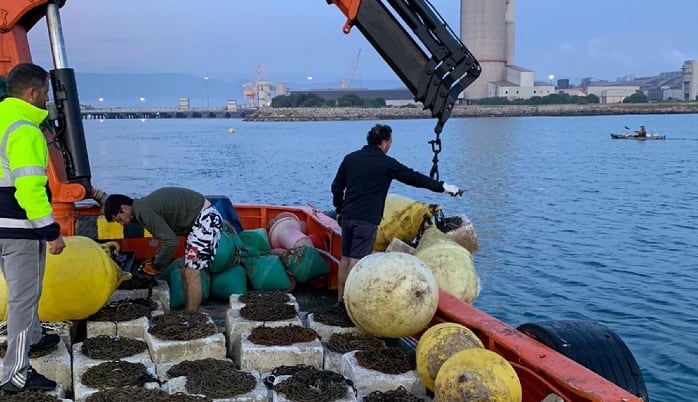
top-left (306, 75), bottom-right (313, 92)
top-left (204, 76), bottom-right (210, 109)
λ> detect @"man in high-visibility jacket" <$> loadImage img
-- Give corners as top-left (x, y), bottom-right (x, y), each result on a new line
top-left (0, 63), bottom-right (66, 394)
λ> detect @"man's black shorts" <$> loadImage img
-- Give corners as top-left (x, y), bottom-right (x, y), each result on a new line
top-left (341, 219), bottom-right (378, 259)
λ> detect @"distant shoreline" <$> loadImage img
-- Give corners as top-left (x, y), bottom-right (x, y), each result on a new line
top-left (245, 102), bottom-right (698, 122)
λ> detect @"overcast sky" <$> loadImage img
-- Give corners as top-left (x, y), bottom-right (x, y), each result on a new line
top-left (26, 0), bottom-right (697, 85)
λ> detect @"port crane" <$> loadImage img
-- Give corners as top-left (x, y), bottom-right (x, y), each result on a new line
top-left (340, 49), bottom-right (362, 89)
top-left (242, 65), bottom-right (272, 108)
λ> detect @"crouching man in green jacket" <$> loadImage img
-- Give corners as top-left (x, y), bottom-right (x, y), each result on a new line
top-left (103, 187), bottom-right (223, 313)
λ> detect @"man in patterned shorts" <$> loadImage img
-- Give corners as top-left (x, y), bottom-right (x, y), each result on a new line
top-left (104, 187), bottom-right (223, 313)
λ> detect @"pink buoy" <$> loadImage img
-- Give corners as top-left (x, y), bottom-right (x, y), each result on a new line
top-left (267, 212), bottom-right (306, 232)
top-left (268, 216), bottom-right (313, 249)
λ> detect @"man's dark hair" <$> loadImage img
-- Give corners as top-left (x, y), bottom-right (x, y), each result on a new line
top-left (6, 63), bottom-right (49, 97)
top-left (103, 194), bottom-right (134, 222)
top-left (366, 124), bottom-right (392, 145)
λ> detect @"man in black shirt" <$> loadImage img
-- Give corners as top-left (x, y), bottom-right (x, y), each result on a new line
top-left (331, 124), bottom-right (461, 306)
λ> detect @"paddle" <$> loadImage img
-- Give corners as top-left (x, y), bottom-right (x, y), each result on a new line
top-left (624, 126), bottom-right (640, 137)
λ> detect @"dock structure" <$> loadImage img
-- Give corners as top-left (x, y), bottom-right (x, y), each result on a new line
top-left (81, 107), bottom-right (256, 119)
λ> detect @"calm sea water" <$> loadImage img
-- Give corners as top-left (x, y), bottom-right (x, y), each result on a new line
top-left (84, 114), bottom-right (697, 401)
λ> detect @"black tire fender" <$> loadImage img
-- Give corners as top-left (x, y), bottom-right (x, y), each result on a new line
top-left (516, 320), bottom-right (649, 401)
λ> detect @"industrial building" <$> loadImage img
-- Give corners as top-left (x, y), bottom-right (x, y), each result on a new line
top-left (458, 0), bottom-right (696, 103)
top-left (682, 60), bottom-right (698, 101)
top-left (460, 0), bottom-right (516, 100)
top-left (248, 0), bottom-right (697, 105)
top-left (457, 0), bottom-right (554, 101)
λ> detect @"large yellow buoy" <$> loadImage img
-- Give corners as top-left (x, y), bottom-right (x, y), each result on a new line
top-left (413, 226), bottom-right (480, 303)
top-left (434, 348), bottom-right (522, 402)
top-left (0, 236), bottom-right (130, 321)
top-left (344, 252), bottom-right (439, 338)
top-left (416, 322), bottom-right (484, 391)
top-left (374, 194), bottom-right (439, 251)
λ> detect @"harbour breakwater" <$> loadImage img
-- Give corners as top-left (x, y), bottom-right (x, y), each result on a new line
top-left (245, 102), bottom-right (698, 122)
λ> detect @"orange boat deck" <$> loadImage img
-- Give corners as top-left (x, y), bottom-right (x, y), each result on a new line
top-left (76, 201), bottom-right (642, 402)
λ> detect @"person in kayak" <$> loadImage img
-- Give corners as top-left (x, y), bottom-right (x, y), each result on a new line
top-left (635, 125), bottom-right (647, 137)
top-left (103, 187), bottom-right (223, 313)
top-left (331, 123), bottom-right (462, 307)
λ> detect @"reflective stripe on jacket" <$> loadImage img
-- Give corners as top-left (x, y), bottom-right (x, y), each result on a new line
top-left (0, 97), bottom-right (59, 240)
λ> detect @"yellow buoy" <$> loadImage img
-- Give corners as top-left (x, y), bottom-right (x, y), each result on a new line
top-left (344, 252), bottom-right (439, 338)
top-left (417, 322), bottom-right (484, 391)
top-left (0, 236), bottom-right (130, 321)
top-left (229, 128), bottom-right (236, 134)
top-left (434, 348), bottom-right (522, 402)
top-left (413, 226), bottom-right (480, 303)
top-left (374, 194), bottom-right (439, 251)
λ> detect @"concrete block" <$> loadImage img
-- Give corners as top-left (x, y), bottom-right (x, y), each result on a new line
top-left (74, 377), bottom-right (160, 402)
top-left (228, 293), bottom-right (299, 312)
top-left (271, 374), bottom-right (356, 402)
top-left (155, 357), bottom-right (235, 382)
top-left (72, 339), bottom-right (154, 389)
top-left (340, 351), bottom-right (425, 398)
top-left (356, 392), bottom-right (432, 402)
top-left (226, 310), bottom-right (302, 365)
top-left (0, 341), bottom-right (71, 392)
top-left (239, 328), bottom-right (323, 374)
top-left (86, 316), bottom-right (148, 339)
top-left (31, 340), bottom-right (72, 392)
top-left (322, 347), bottom-right (344, 373)
top-left (152, 280), bottom-right (171, 313)
top-left (152, 299), bottom-right (166, 317)
top-left (108, 287), bottom-right (150, 303)
top-left (85, 320), bottom-right (117, 337)
top-left (145, 329), bottom-right (227, 364)
top-left (164, 369), bottom-right (268, 401)
top-left (306, 312), bottom-right (362, 342)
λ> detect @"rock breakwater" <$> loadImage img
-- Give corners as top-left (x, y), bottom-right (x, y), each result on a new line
top-left (245, 103), bottom-right (698, 122)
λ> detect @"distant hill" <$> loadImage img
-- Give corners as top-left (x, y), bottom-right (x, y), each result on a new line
top-left (74, 72), bottom-right (404, 108)
top-left (75, 73), bottom-right (247, 108)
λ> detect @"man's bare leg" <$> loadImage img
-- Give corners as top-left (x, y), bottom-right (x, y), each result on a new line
top-left (181, 267), bottom-right (202, 313)
top-left (337, 256), bottom-right (360, 304)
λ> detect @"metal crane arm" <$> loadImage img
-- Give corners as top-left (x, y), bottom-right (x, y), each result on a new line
top-left (328, 0), bottom-right (480, 133)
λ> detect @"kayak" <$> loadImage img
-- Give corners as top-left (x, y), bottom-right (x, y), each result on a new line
top-left (610, 133), bottom-right (666, 140)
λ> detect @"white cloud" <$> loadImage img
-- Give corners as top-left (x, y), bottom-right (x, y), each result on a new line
top-left (557, 43), bottom-right (574, 53)
top-left (586, 37), bottom-right (632, 67)
top-left (663, 49), bottom-right (687, 67)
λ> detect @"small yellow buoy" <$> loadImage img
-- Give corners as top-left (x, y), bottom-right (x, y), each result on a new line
top-left (416, 322), bottom-right (484, 391)
top-left (229, 128), bottom-right (236, 134)
top-left (434, 348), bottom-right (522, 402)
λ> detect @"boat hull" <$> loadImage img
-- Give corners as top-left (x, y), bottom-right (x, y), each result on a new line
top-left (70, 201), bottom-right (642, 402)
